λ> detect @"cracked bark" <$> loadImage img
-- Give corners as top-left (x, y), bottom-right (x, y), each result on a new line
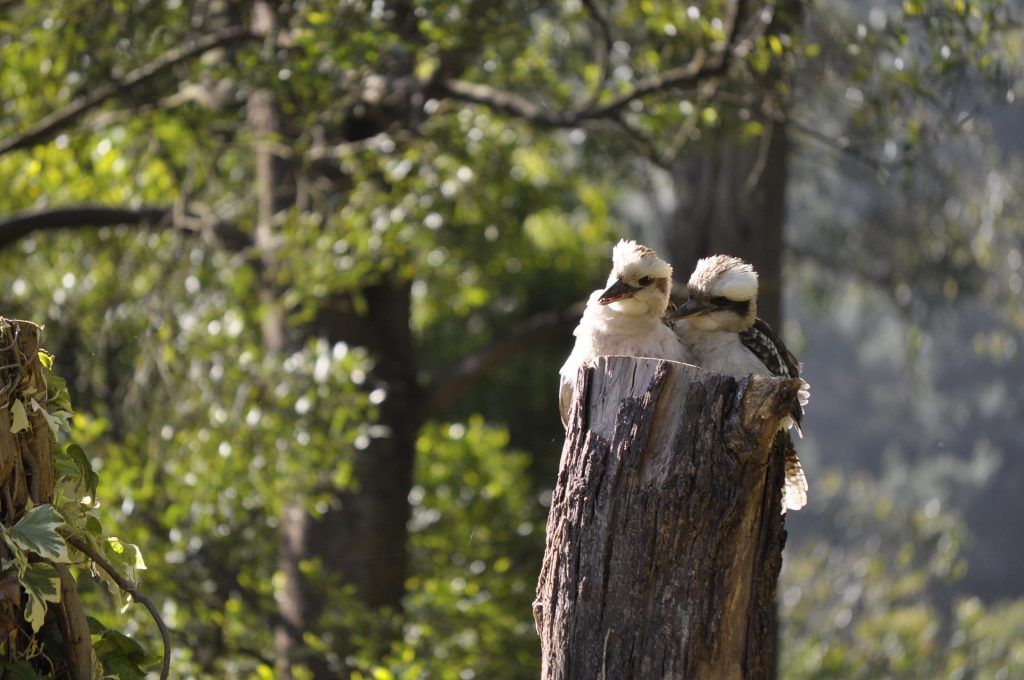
top-left (0, 318), bottom-right (91, 679)
top-left (534, 356), bottom-right (796, 680)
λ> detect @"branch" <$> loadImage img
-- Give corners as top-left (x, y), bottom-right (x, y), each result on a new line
top-left (422, 303), bottom-right (584, 418)
top-left (63, 533), bottom-right (171, 680)
top-left (0, 206), bottom-right (168, 247)
top-left (0, 204), bottom-right (253, 252)
top-left (434, 0), bottom-right (761, 127)
top-left (580, 0), bottom-right (613, 112)
top-left (0, 25), bottom-right (256, 157)
top-left (785, 116), bottom-right (888, 173)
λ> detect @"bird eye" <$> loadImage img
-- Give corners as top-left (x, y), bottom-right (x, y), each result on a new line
top-left (638, 276), bottom-right (653, 286)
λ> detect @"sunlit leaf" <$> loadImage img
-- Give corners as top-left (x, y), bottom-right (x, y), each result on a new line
top-left (8, 399), bottom-right (29, 434)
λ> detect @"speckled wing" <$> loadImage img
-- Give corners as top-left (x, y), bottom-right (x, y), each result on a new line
top-left (740, 317), bottom-right (810, 512)
top-left (738, 318), bottom-right (799, 378)
top-left (739, 317), bottom-right (810, 421)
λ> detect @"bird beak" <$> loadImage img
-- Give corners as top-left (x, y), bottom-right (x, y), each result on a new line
top-left (598, 279), bottom-right (640, 305)
top-left (669, 298), bottom-right (712, 319)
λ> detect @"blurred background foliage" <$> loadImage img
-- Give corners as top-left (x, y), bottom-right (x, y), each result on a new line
top-left (0, 0), bottom-right (1022, 677)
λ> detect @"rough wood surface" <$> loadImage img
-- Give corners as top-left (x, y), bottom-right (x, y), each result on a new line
top-left (534, 356), bottom-right (799, 680)
top-left (0, 319), bottom-right (54, 518)
top-left (0, 318), bottom-right (91, 677)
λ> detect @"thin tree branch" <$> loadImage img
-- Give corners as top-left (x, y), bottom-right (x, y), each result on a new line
top-left (434, 0), bottom-right (761, 127)
top-left (0, 25), bottom-right (256, 157)
top-left (580, 0), bottom-right (613, 112)
top-left (63, 533), bottom-right (171, 680)
top-left (782, 113), bottom-right (887, 172)
top-left (422, 303), bottom-right (584, 418)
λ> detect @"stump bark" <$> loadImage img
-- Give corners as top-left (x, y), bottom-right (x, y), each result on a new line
top-left (534, 356), bottom-right (800, 680)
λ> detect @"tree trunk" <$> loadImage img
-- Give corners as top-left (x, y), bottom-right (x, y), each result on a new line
top-left (534, 356), bottom-right (796, 680)
top-left (659, 0), bottom-right (804, 331)
top-left (664, 123), bottom-right (788, 328)
top-left (247, 3), bottom-right (418, 671)
top-left (310, 281), bottom-right (419, 613)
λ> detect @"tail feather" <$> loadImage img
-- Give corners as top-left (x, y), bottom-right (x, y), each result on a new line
top-left (783, 452), bottom-right (808, 513)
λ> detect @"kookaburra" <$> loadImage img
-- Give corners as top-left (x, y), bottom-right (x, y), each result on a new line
top-left (670, 254), bottom-right (809, 512)
top-left (559, 239), bottom-right (690, 427)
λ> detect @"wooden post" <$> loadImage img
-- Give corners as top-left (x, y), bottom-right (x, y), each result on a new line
top-left (534, 356), bottom-right (799, 680)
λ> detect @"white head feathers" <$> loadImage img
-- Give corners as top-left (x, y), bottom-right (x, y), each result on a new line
top-left (610, 239), bottom-right (673, 284)
top-left (688, 255), bottom-right (758, 301)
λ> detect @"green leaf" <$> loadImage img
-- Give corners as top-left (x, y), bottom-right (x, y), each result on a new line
top-left (45, 372), bottom-right (73, 415)
top-left (107, 536), bottom-right (147, 572)
top-left (60, 443), bottom-right (98, 498)
top-left (97, 537), bottom-right (146, 612)
top-left (7, 505), bottom-right (69, 562)
top-left (9, 399), bottom-right (29, 434)
top-left (0, 660), bottom-right (39, 680)
top-left (86, 615), bottom-right (110, 635)
top-left (99, 654), bottom-right (147, 680)
top-left (37, 351), bottom-right (53, 371)
top-left (94, 630), bottom-right (148, 680)
top-left (21, 562), bottom-right (61, 633)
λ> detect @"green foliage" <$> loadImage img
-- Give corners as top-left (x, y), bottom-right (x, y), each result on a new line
top-left (781, 467), bottom-right (1024, 679)
top-left (91, 620), bottom-right (152, 680)
top-left (382, 418), bottom-right (543, 679)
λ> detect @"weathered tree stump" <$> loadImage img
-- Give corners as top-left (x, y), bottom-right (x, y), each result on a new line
top-left (534, 356), bottom-right (800, 680)
top-left (0, 319), bottom-right (55, 519)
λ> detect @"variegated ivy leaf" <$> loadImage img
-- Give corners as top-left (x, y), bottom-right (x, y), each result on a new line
top-left (8, 399), bottom-right (29, 434)
top-left (21, 562), bottom-right (61, 633)
top-left (7, 504), bottom-right (69, 563)
top-left (1, 550), bottom-right (28, 578)
top-left (30, 398), bottom-right (72, 436)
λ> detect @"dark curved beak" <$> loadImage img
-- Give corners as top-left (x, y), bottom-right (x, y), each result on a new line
top-left (598, 279), bottom-right (640, 305)
top-left (668, 298), bottom-right (712, 319)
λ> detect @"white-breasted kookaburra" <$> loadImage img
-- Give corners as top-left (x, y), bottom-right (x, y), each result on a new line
top-left (559, 239), bottom-right (691, 427)
top-left (669, 254), bottom-right (809, 512)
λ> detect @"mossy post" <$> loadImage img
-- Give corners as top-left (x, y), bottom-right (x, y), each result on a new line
top-left (534, 356), bottom-right (800, 680)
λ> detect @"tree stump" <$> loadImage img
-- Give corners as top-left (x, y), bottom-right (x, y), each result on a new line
top-left (534, 356), bottom-right (800, 680)
top-left (0, 319), bottom-right (55, 519)
top-left (0, 318), bottom-right (92, 679)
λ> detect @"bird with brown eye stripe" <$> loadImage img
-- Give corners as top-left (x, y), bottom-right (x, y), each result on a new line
top-left (669, 254), bottom-right (810, 513)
